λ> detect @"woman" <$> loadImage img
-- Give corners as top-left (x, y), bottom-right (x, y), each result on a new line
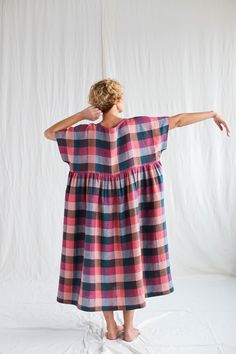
top-left (44, 78), bottom-right (230, 342)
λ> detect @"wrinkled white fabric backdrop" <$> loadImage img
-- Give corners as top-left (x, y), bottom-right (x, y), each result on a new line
top-left (0, 0), bottom-right (235, 352)
top-left (1, 0), bottom-right (234, 281)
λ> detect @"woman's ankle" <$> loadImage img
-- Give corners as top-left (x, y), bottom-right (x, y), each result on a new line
top-left (124, 325), bottom-right (134, 332)
top-left (107, 319), bottom-right (117, 330)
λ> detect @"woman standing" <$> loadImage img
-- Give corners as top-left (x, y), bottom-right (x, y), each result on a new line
top-left (44, 78), bottom-right (230, 342)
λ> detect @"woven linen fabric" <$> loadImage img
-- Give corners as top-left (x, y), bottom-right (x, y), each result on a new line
top-left (54, 115), bottom-right (174, 312)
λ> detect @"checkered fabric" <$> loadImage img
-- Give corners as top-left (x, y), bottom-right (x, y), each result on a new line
top-left (54, 116), bottom-right (174, 312)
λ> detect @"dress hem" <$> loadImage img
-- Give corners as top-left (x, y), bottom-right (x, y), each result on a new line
top-left (56, 287), bottom-right (175, 312)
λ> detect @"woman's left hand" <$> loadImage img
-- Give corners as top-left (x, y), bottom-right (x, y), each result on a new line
top-left (213, 112), bottom-right (231, 137)
top-left (80, 106), bottom-right (103, 121)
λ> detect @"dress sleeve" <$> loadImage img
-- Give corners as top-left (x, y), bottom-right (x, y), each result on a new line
top-left (154, 116), bottom-right (169, 153)
top-left (54, 126), bottom-right (75, 164)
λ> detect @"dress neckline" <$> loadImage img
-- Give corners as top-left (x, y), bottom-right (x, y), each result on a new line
top-left (96, 118), bottom-right (129, 130)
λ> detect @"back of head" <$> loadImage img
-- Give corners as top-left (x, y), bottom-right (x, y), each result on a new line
top-left (88, 78), bottom-right (124, 114)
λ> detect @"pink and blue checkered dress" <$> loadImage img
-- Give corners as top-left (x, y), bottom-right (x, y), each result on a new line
top-left (55, 115), bottom-right (174, 312)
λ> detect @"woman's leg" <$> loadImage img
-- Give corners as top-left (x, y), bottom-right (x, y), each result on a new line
top-left (102, 311), bottom-right (124, 340)
top-left (123, 309), bottom-right (140, 341)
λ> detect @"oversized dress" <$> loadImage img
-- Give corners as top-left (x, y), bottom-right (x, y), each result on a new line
top-left (55, 115), bottom-right (174, 312)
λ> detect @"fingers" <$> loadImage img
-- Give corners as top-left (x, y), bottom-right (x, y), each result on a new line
top-left (220, 120), bottom-right (231, 137)
top-left (92, 106), bottom-right (102, 115)
top-left (221, 121), bottom-right (231, 136)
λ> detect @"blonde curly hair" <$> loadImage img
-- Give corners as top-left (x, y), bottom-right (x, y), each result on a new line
top-left (88, 78), bottom-right (124, 114)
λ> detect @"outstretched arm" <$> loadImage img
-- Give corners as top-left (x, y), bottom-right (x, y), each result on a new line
top-left (170, 111), bottom-right (230, 137)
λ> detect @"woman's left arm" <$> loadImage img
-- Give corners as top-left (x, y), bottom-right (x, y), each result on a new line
top-left (173, 111), bottom-right (230, 137)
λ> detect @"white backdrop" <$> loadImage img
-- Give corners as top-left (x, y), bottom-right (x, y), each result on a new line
top-left (1, 0), bottom-right (235, 284)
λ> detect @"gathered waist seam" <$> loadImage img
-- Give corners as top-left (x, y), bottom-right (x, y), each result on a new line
top-left (69, 160), bottom-right (162, 178)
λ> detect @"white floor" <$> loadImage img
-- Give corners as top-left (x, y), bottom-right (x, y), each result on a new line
top-left (0, 274), bottom-right (235, 354)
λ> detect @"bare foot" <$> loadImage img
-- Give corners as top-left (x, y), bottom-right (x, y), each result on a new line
top-left (123, 327), bottom-right (141, 342)
top-left (105, 324), bottom-right (124, 340)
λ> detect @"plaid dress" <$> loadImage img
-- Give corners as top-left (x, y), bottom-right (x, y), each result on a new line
top-left (55, 115), bottom-right (174, 312)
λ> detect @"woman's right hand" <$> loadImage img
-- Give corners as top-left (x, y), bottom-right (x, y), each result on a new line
top-left (79, 106), bottom-right (103, 121)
